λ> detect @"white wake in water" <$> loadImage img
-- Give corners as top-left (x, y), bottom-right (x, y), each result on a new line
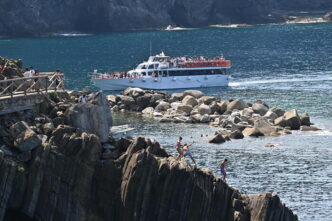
top-left (229, 75), bottom-right (332, 87)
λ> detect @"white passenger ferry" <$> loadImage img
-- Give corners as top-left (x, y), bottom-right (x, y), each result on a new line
top-left (91, 52), bottom-right (231, 90)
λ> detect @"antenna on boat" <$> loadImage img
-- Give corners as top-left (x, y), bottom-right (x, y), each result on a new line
top-left (149, 40), bottom-right (152, 56)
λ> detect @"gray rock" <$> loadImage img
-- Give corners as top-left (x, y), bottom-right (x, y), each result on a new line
top-left (252, 103), bottom-right (268, 116)
top-left (198, 96), bottom-right (218, 105)
top-left (208, 134), bottom-right (226, 144)
top-left (284, 109), bottom-right (301, 130)
top-left (230, 130), bottom-right (244, 139)
top-left (155, 101), bottom-right (170, 112)
top-left (270, 107), bottom-right (285, 117)
top-left (200, 114), bottom-right (211, 123)
top-left (183, 90), bottom-right (204, 98)
top-left (190, 114), bottom-right (202, 123)
top-left (300, 112), bottom-right (311, 126)
top-left (198, 104), bottom-right (212, 115)
top-left (218, 101), bottom-right (228, 114)
top-left (10, 121), bottom-right (42, 151)
top-left (65, 92), bottom-right (112, 142)
top-left (16, 151), bottom-right (32, 162)
top-left (227, 99), bottom-right (248, 112)
top-left (169, 93), bottom-right (184, 102)
top-left (177, 104), bottom-right (193, 114)
top-left (242, 127), bottom-right (264, 137)
top-left (123, 87), bottom-right (144, 97)
top-left (106, 94), bottom-right (117, 104)
top-left (264, 110), bottom-right (278, 121)
top-left (274, 116), bottom-right (288, 127)
top-left (182, 95), bottom-right (198, 107)
top-left (43, 122), bottom-right (55, 135)
top-left (142, 107), bottom-right (154, 115)
top-left (300, 125), bottom-right (320, 131)
top-left (117, 95), bottom-right (136, 110)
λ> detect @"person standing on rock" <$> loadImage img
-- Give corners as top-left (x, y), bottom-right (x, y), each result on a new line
top-left (220, 159), bottom-right (228, 182)
top-left (176, 136), bottom-right (183, 160)
top-left (183, 142), bottom-right (197, 167)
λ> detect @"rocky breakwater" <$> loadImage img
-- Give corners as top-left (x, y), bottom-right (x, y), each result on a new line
top-left (0, 88), bottom-right (298, 220)
top-left (109, 88), bottom-right (320, 144)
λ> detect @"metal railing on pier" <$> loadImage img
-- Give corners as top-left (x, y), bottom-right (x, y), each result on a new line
top-left (0, 74), bottom-right (65, 98)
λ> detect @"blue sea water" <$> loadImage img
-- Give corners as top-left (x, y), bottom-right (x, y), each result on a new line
top-left (1, 23), bottom-right (332, 220)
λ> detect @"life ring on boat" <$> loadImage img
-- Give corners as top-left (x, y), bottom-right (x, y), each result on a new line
top-left (129, 78), bottom-right (134, 83)
top-left (153, 78), bottom-right (158, 82)
top-left (141, 77), bottom-right (146, 82)
top-left (172, 77), bottom-right (176, 81)
top-left (187, 76), bottom-right (191, 80)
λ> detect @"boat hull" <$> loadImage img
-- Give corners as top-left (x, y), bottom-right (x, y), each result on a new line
top-left (92, 75), bottom-right (229, 90)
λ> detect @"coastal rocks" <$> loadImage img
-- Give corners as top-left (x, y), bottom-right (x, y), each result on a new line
top-left (283, 109), bottom-right (301, 130)
top-left (198, 104), bottom-right (212, 115)
top-left (10, 121), bottom-right (42, 151)
top-left (208, 134), bottom-right (226, 143)
top-left (182, 95), bottom-right (198, 107)
top-left (300, 112), bottom-right (311, 126)
top-left (252, 102), bottom-right (268, 116)
top-left (242, 127), bottom-right (264, 137)
top-left (183, 89), bottom-right (204, 98)
top-left (227, 99), bottom-right (248, 112)
top-left (65, 92), bottom-right (112, 142)
top-left (110, 88), bottom-right (315, 143)
top-left (0, 57), bottom-right (23, 79)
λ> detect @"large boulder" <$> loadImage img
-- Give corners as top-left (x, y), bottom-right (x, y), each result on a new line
top-left (284, 109), bottom-right (301, 130)
top-left (169, 93), bottom-right (184, 102)
top-left (136, 94), bottom-right (152, 110)
top-left (264, 110), bottom-right (278, 122)
top-left (10, 121), bottom-right (42, 151)
top-left (117, 95), bottom-right (136, 110)
top-left (218, 101), bottom-right (228, 114)
top-left (123, 87), bottom-right (145, 97)
top-left (142, 107), bottom-right (154, 115)
top-left (198, 96), bottom-right (218, 105)
top-left (252, 103), bottom-right (268, 116)
top-left (182, 95), bottom-right (198, 107)
top-left (183, 90), bottom-right (204, 98)
top-left (208, 134), bottom-right (226, 144)
top-left (200, 114), bottom-right (211, 123)
top-left (242, 127), bottom-right (264, 137)
top-left (270, 107), bottom-right (285, 117)
top-left (254, 119), bottom-right (278, 136)
top-left (155, 101), bottom-right (170, 112)
top-left (198, 104), bottom-right (212, 115)
top-left (230, 130), bottom-right (244, 139)
top-left (300, 112), bottom-right (311, 126)
top-left (177, 104), bottom-right (193, 114)
top-left (227, 99), bottom-right (248, 112)
top-left (274, 116), bottom-right (288, 127)
top-left (65, 92), bottom-right (112, 142)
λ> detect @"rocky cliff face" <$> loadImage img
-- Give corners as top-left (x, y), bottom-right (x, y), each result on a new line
top-left (0, 89), bottom-right (298, 220)
top-left (1, 0), bottom-right (331, 37)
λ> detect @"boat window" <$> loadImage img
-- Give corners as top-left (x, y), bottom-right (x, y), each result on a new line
top-left (141, 65), bottom-right (146, 69)
top-left (142, 72), bottom-right (146, 76)
top-left (155, 64), bottom-right (159, 69)
top-left (148, 64), bottom-right (154, 69)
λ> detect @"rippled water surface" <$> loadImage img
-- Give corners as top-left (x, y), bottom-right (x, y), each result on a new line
top-left (1, 23), bottom-right (332, 220)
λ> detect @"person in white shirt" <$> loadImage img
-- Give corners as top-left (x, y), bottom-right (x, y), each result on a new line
top-left (29, 66), bottom-right (35, 77)
top-left (23, 68), bottom-right (31, 78)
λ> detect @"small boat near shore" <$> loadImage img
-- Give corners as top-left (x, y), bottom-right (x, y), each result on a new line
top-left (91, 52), bottom-right (231, 90)
top-left (110, 124), bottom-right (135, 140)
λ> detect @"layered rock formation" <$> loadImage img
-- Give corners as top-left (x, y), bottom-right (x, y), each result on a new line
top-left (1, 0), bottom-right (332, 37)
top-left (0, 89), bottom-right (298, 220)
